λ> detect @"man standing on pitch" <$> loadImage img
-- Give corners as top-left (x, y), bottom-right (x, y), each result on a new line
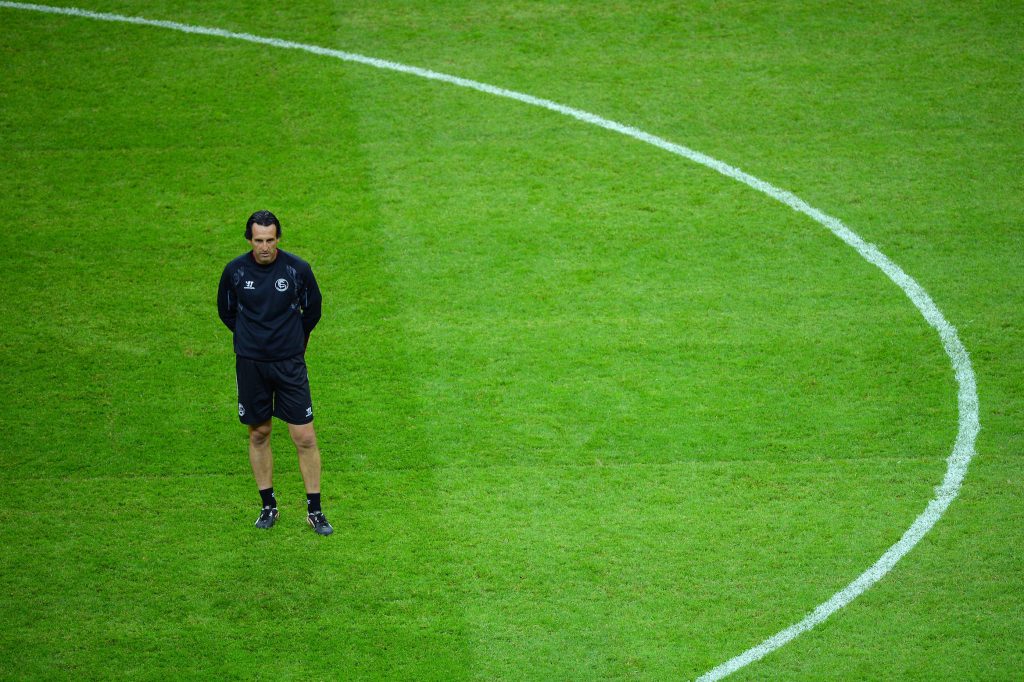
top-left (217, 210), bottom-right (333, 535)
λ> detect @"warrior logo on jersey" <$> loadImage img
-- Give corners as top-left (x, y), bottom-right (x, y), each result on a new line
top-left (275, 278), bottom-right (289, 292)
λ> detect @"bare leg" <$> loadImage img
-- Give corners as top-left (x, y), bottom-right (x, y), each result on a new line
top-left (288, 421), bottom-right (321, 494)
top-left (248, 420), bottom-right (274, 490)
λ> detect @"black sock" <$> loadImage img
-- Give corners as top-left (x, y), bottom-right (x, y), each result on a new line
top-left (307, 492), bottom-right (321, 514)
top-left (259, 487), bottom-right (276, 509)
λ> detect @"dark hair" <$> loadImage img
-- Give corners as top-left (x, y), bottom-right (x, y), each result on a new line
top-left (245, 210), bottom-right (281, 239)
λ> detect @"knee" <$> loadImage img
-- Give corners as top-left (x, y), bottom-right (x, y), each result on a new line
top-left (249, 423), bottom-right (272, 446)
top-left (292, 427), bottom-right (317, 451)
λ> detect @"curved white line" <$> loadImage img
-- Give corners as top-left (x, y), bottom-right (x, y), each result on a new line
top-left (1, 2), bottom-right (980, 678)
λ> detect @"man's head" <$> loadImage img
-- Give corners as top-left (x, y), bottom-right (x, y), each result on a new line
top-left (246, 210), bottom-right (281, 265)
top-left (245, 210), bottom-right (281, 239)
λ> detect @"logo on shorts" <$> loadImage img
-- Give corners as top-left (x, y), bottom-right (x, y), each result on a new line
top-left (275, 278), bottom-right (289, 292)
top-left (305, 406), bottom-right (313, 417)
top-left (238, 403), bottom-right (246, 417)
top-left (243, 281), bottom-right (255, 290)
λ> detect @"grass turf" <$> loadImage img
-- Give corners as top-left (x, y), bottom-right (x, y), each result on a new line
top-left (0, 1), bottom-right (1021, 679)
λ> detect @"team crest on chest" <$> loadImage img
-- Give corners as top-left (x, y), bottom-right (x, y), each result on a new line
top-left (275, 278), bottom-right (289, 292)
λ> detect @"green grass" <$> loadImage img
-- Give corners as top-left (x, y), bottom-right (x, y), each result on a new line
top-left (1, 1), bottom-right (1021, 680)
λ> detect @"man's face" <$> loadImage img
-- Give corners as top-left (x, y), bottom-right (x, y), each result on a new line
top-left (249, 223), bottom-right (279, 265)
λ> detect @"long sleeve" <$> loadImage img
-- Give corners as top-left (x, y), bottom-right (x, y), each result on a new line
top-left (300, 265), bottom-right (322, 337)
top-left (217, 266), bottom-right (237, 332)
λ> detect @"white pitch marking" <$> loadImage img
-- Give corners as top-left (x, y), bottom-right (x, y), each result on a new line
top-left (0, 2), bottom-right (980, 679)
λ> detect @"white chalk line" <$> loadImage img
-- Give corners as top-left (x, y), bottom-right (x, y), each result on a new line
top-left (1, 2), bottom-right (980, 679)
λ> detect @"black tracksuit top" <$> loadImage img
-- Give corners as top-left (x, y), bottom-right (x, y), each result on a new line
top-left (217, 250), bottom-right (322, 361)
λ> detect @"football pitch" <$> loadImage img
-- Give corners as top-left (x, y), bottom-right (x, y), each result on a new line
top-left (1, 1), bottom-right (1021, 679)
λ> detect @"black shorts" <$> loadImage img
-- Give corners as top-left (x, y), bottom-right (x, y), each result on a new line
top-left (236, 355), bottom-right (314, 425)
